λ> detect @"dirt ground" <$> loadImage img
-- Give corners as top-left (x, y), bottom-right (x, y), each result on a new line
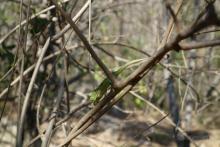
top-left (51, 110), bottom-right (220, 147)
top-left (1, 108), bottom-right (220, 147)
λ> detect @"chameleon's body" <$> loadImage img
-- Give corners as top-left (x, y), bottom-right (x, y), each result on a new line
top-left (89, 59), bottom-right (144, 104)
top-left (89, 77), bottom-right (111, 104)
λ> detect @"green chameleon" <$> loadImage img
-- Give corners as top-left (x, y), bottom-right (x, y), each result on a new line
top-left (89, 59), bottom-right (144, 104)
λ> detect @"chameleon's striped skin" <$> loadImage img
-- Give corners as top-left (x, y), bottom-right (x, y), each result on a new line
top-left (89, 59), bottom-right (144, 104)
top-left (89, 77), bottom-right (111, 104)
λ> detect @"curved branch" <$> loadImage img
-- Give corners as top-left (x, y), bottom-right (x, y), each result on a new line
top-left (17, 38), bottom-right (50, 147)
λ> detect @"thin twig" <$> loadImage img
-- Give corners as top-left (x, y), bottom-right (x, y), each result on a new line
top-left (41, 59), bottom-right (65, 147)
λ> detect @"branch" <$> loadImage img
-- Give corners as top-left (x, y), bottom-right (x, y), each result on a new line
top-left (51, 0), bottom-right (117, 87)
top-left (41, 63), bottom-right (65, 147)
top-left (58, 85), bottom-right (133, 147)
top-left (94, 42), bottom-right (200, 101)
top-left (117, 2), bottom-right (220, 88)
top-left (16, 38), bottom-right (50, 147)
top-left (180, 39), bottom-right (220, 50)
top-left (51, 0), bottom-right (90, 41)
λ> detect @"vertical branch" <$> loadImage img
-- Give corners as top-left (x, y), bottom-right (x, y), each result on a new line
top-left (88, 0), bottom-right (92, 71)
top-left (182, 0), bottom-right (200, 134)
top-left (41, 57), bottom-right (65, 147)
top-left (17, 0), bottom-right (25, 145)
top-left (88, 0), bottom-right (92, 43)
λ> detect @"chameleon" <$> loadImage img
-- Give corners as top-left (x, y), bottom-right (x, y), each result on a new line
top-left (88, 59), bottom-right (145, 104)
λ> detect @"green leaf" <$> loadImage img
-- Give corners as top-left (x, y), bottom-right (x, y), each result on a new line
top-left (138, 81), bottom-right (147, 94)
top-left (134, 97), bottom-right (144, 108)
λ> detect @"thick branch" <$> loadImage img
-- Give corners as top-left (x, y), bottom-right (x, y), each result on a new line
top-left (180, 39), bottom-right (220, 50)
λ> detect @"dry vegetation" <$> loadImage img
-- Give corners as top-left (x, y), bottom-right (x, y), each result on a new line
top-left (0, 0), bottom-right (220, 147)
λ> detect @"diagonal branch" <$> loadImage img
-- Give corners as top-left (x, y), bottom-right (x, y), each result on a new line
top-left (51, 0), bottom-right (90, 41)
top-left (51, 0), bottom-right (117, 87)
top-left (58, 85), bottom-right (133, 147)
top-left (117, 2), bottom-right (220, 88)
